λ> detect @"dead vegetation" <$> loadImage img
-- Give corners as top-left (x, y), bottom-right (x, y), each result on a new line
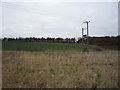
top-left (2, 50), bottom-right (118, 88)
top-left (0, 51), bottom-right (2, 89)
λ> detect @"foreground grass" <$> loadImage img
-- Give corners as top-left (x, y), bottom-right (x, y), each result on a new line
top-left (2, 50), bottom-right (118, 88)
top-left (0, 51), bottom-right (1, 89)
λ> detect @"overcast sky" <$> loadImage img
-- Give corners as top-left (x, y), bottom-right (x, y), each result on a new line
top-left (1, 2), bottom-right (118, 38)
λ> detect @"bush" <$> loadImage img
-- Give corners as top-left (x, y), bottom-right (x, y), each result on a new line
top-left (16, 46), bottom-right (22, 51)
top-left (82, 46), bottom-right (88, 52)
top-left (93, 47), bottom-right (102, 51)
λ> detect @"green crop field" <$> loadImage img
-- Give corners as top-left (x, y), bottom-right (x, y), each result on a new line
top-left (2, 41), bottom-right (102, 51)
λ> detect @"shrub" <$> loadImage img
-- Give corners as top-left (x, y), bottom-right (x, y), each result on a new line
top-left (16, 46), bottom-right (22, 51)
top-left (82, 46), bottom-right (88, 52)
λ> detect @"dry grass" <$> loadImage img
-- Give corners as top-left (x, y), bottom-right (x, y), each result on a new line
top-left (0, 51), bottom-right (2, 89)
top-left (2, 50), bottom-right (118, 88)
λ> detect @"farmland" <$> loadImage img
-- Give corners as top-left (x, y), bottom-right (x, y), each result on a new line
top-left (2, 41), bottom-right (103, 51)
top-left (2, 42), bottom-right (118, 88)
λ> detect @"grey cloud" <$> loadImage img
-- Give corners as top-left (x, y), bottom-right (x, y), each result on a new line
top-left (2, 2), bottom-right (118, 38)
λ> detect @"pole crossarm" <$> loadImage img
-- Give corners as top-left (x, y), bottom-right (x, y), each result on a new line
top-left (83, 21), bottom-right (90, 23)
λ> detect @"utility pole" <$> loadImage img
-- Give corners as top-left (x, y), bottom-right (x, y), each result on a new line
top-left (83, 21), bottom-right (90, 44)
top-left (82, 28), bottom-right (84, 38)
top-left (82, 28), bottom-right (84, 43)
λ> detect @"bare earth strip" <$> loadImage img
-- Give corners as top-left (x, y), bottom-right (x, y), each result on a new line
top-left (2, 50), bottom-right (118, 88)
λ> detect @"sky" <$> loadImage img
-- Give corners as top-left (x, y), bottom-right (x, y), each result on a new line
top-left (1, 1), bottom-right (118, 38)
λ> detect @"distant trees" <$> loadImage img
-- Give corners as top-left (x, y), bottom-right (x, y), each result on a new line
top-left (88, 36), bottom-right (119, 50)
top-left (2, 35), bottom-right (119, 47)
top-left (89, 36), bottom-right (118, 46)
top-left (2, 37), bottom-right (77, 43)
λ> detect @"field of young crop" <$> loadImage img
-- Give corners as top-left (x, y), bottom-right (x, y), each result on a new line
top-left (2, 41), bottom-right (103, 51)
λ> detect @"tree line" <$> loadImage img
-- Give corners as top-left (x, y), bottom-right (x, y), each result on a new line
top-left (89, 36), bottom-right (119, 45)
top-left (89, 36), bottom-right (120, 50)
top-left (2, 35), bottom-right (119, 45)
top-left (2, 37), bottom-right (77, 43)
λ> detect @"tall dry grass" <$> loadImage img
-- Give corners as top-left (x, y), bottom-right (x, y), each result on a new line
top-left (0, 51), bottom-right (2, 89)
top-left (2, 50), bottom-right (118, 88)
